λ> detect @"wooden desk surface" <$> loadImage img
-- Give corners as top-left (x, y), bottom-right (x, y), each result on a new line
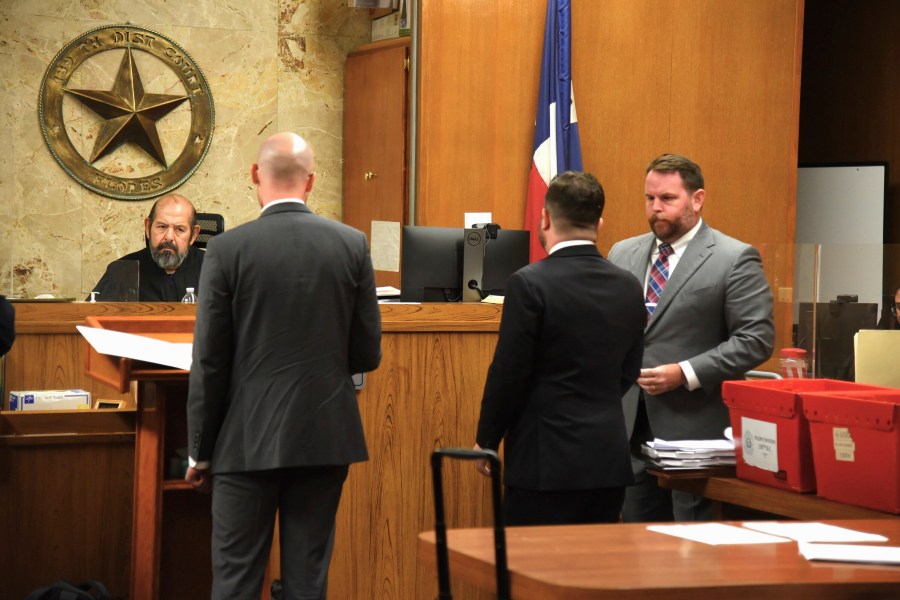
top-left (652, 471), bottom-right (897, 520)
top-left (419, 520), bottom-right (900, 599)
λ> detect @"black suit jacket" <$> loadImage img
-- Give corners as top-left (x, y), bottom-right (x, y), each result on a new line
top-left (476, 245), bottom-right (645, 491)
top-left (0, 295), bottom-right (14, 356)
top-left (187, 202), bottom-right (382, 473)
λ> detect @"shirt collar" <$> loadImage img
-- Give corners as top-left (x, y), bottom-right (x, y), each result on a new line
top-left (548, 239), bottom-right (595, 255)
top-left (261, 197), bottom-right (305, 213)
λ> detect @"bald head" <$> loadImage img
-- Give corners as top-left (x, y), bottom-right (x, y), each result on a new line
top-left (148, 194), bottom-right (197, 228)
top-left (252, 132), bottom-right (316, 206)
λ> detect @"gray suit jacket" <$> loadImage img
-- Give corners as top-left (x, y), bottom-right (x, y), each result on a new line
top-left (608, 222), bottom-right (774, 443)
top-left (187, 202), bottom-right (382, 473)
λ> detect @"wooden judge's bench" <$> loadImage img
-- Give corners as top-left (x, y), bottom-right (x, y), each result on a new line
top-left (0, 301), bottom-right (500, 600)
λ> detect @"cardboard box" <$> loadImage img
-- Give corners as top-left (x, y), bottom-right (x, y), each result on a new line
top-left (803, 389), bottom-right (900, 513)
top-left (9, 389), bottom-right (92, 411)
top-left (722, 379), bottom-right (886, 492)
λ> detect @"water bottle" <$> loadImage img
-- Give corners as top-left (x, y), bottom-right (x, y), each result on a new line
top-left (181, 287), bottom-right (197, 304)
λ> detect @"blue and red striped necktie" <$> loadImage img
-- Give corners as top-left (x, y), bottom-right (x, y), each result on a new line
top-left (645, 243), bottom-right (674, 319)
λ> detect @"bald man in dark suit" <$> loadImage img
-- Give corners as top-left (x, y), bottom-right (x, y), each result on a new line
top-left (186, 132), bottom-right (381, 599)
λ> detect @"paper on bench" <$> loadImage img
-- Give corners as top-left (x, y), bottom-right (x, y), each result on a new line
top-left (77, 325), bottom-right (193, 371)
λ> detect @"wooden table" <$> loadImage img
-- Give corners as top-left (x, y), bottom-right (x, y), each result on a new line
top-left (419, 519), bottom-right (900, 599)
top-left (652, 470), bottom-right (897, 520)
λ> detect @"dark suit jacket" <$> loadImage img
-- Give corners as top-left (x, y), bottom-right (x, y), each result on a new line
top-left (0, 295), bottom-right (14, 356)
top-left (608, 222), bottom-right (775, 446)
top-left (476, 244), bottom-right (645, 491)
top-left (187, 202), bottom-right (382, 473)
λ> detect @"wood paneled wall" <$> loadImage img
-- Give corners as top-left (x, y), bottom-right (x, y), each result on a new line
top-left (330, 304), bottom-right (502, 600)
top-left (416, 0), bottom-right (803, 363)
top-left (799, 0), bottom-right (900, 289)
top-left (417, 0), bottom-right (804, 253)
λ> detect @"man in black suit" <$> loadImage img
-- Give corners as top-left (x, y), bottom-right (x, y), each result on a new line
top-left (185, 132), bottom-right (382, 599)
top-left (474, 171), bottom-right (646, 526)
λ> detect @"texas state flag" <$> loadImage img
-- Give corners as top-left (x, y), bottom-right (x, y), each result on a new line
top-left (525, 0), bottom-right (583, 262)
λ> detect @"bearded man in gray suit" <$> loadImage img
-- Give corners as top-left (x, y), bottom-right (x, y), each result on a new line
top-left (608, 153), bottom-right (774, 522)
top-left (186, 132), bottom-right (381, 599)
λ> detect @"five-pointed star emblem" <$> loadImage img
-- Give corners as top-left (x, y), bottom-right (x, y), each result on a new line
top-left (66, 46), bottom-right (188, 167)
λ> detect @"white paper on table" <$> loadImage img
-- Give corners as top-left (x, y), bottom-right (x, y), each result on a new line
top-left (799, 542), bottom-right (900, 565)
top-left (743, 522), bottom-right (888, 543)
top-left (647, 523), bottom-right (790, 545)
top-left (77, 325), bottom-right (193, 371)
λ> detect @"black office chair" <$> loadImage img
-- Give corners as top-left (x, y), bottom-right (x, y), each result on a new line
top-left (194, 212), bottom-right (225, 250)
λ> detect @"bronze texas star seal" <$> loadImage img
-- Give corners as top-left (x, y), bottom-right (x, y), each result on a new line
top-left (39, 24), bottom-right (214, 200)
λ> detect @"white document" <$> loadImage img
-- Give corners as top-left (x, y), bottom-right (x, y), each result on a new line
top-left (648, 438), bottom-right (734, 451)
top-left (799, 542), bottom-right (900, 565)
top-left (741, 416), bottom-right (779, 472)
top-left (77, 325), bottom-right (193, 371)
top-left (743, 522), bottom-right (888, 543)
top-left (376, 286), bottom-right (401, 298)
top-left (647, 524), bottom-right (790, 546)
top-left (464, 212), bottom-right (492, 228)
top-left (370, 220), bottom-right (401, 272)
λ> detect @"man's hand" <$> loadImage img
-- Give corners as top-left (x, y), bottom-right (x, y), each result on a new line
top-left (473, 443), bottom-right (491, 477)
top-left (185, 466), bottom-right (212, 494)
top-left (638, 363), bottom-right (687, 395)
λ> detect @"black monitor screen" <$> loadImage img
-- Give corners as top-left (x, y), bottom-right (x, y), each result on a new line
top-left (480, 230), bottom-right (530, 294)
top-left (400, 226), bottom-right (463, 302)
top-left (400, 226), bottom-right (530, 302)
top-left (797, 301), bottom-right (878, 380)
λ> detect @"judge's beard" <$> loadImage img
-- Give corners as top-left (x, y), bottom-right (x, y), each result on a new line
top-left (150, 240), bottom-right (187, 270)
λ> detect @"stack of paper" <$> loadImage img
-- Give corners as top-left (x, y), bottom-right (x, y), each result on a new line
top-left (642, 437), bottom-right (735, 470)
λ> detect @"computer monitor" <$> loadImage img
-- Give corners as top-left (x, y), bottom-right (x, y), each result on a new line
top-left (400, 226), bottom-right (463, 302)
top-left (479, 230), bottom-right (530, 295)
top-left (796, 301), bottom-right (878, 380)
top-left (400, 226), bottom-right (530, 302)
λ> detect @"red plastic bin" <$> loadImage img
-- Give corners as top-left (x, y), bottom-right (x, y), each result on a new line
top-left (721, 379), bottom-right (887, 492)
top-left (803, 389), bottom-right (900, 513)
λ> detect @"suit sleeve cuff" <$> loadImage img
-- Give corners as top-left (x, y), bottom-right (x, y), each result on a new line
top-left (189, 456), bottom-right (210, 470)
top-left (679, 360), bottom-right (701, 391)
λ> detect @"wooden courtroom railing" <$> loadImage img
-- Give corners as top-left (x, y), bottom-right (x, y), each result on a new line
top-left (2, 301), bottom-right (502, 600)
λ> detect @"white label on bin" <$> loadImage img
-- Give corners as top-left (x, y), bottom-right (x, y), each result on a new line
top-left (832, 427), bottom-right (855, 462)
top-left (741, 417), bottom-right (779, 472)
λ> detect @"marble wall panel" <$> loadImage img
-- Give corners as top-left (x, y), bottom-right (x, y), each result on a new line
top-left (0, 0), bottom-right (371, 298)
top-left (1, 0), bottom-right (275, 32)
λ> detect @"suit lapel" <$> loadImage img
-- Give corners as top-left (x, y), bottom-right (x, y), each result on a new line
top-left (648, 222), bottom-right (714, 328)
top-left (623, 234), bottom-right (656, 281)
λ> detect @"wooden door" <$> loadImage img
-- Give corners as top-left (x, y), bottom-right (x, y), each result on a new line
top-left (343, 38), bottom-right (410, 288)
